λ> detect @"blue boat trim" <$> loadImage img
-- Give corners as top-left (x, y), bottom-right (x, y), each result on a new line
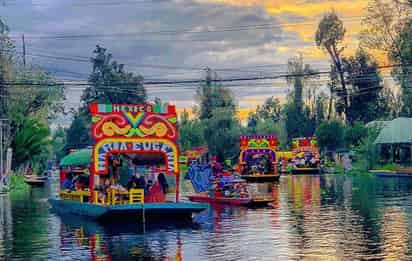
top-left (49, 198), bottom-right (208, 220)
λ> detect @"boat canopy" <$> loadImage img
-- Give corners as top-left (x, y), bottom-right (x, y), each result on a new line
top-left (239, 134), bottom-right (278, 164)
top-left (60, 149), bottom-right (92, 167)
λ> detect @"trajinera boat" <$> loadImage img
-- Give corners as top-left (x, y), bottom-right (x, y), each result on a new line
top-left (291, 137), bottom-right (322, 174)
top-left (186, 163), bottom-right (275, 207)
top-left (49, 103), bottom-right (207, 222)
top-left (239, 135), bottom-right (280, 182)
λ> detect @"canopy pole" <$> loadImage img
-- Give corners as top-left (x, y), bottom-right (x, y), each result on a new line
top-left (89, 166), bottom-right (95, 203)
top-left (176, 171), bottom-right (180, 202)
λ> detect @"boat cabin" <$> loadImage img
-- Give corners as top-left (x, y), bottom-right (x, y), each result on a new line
top-left (239, 135), bottom-right (280, 182)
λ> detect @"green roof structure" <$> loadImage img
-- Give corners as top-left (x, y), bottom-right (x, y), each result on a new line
top-left (374, 118), bottom-right (412, 144)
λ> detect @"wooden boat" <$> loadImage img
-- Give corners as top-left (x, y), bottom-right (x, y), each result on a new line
top-left (188, 193), bottom-right (273, 207)
top-left (239, 135), bottom-right (280, 182)
top-left (24, 175), bottom-right (48, 186)
top-left (51, 103), bottom-right (208, 223)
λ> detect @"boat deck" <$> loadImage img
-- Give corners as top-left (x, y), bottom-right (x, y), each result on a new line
top-left (49, 198), bottom-right (208, 222)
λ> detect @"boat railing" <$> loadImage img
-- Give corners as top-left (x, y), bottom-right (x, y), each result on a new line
top-left (58, 189), bottom-right (144, 205)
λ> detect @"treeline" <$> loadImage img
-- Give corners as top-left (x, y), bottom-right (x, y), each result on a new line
top-left (0, 18), bottom-right (64, 173)
top-left (179, 1), bottom-right (412, 161)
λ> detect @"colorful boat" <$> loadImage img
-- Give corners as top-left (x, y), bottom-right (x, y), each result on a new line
top-left (49, 103), bottom-right (207, 222)
top-left (239, 135), bottom-right (280, 182)
top-left (291, 137), bottom-right (322, 174)
top-left (188, 179), bottom-right (274, 207)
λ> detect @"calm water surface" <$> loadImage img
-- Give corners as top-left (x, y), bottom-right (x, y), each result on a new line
top-left (1, 174), bottom-right (412, 260)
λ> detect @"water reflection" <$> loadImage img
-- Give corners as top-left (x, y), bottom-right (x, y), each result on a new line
top-left (2, 175), bottom-right (412, 259)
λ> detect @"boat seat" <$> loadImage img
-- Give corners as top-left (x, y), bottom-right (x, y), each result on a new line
top-left (129, 189), bottom-right (144, 204)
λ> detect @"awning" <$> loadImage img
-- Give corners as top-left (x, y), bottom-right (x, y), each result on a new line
top-left (60, 149), bottom-right (92, 167)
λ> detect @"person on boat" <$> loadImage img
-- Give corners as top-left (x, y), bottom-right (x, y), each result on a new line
top-left (211, 156), bottom-right (222, 177)
top-left (61, 173), bottom-right (74, 190)
top-left (158, 173), bottom-right (169, 195)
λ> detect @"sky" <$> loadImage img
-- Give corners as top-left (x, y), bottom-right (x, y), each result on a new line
top-left (1, 0), bottom-right (374, 114)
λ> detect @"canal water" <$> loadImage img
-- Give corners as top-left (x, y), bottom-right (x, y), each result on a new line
top-left (1, 174), bottom-right (412, 260)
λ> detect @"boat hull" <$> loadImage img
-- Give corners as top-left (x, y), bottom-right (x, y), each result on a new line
top-left (49, 198), bottom-right (208, 222)
top-left (188, 194), bottom-right (273, 207)
top-left (240, 174), bottom-right (280, 182)
top-left (291, 167), bottom-right (322, 174)
top-left (369, 170), bottom-right (412, 178)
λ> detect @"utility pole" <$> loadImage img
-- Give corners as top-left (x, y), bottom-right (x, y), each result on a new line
top-left (0, 120), bottom-right (3, 190)
top-left (22, 34), bottom-right (26, 67)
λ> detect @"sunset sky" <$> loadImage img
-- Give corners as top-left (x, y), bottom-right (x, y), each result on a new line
top-left (1, 0), bottom-right (380, 119)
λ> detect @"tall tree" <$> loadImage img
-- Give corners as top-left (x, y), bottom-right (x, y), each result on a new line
top-left (284, 55), bottom-right (318, 139)
top-left (82, 45), bottom-right (147, 104)
top-left (66, 45), bottom-right (147, 150)
top-left (196, 68), bottom-right (235, 120)
top-left (316, 12), bottom-right (348, 118)
top-left (361, 0), bottom-right (412, 115)
top-left (196, 68), bottom-right (239, 161)
top-left (343, 49), bottom-right (384, 123)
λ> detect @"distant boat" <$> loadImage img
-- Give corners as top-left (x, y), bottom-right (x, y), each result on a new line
top-left (24, 175), bottom-right (48, 186)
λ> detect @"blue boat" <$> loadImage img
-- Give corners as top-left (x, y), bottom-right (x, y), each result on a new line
top-left (49, 198), bottom-right (207, 222)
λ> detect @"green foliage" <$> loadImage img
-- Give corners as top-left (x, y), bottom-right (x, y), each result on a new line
top-left (178, 111), bottom-right (205, 151)
top-left (246, 97), bottom-right (287, 149)
top-left (344, 122), bottom-right (368, 148)
top-left (391, 20), bottom-right (412, 116)
top-left (9, 174), bottom-right (28, 191)
top-left (344, 50), bottom-right (386, 123)
top-left (353, 127), bottom-right (380, 170)
top-left (315, 120), bottom-right (344, 151)
top-left (67, 45), bottom-right (148, 151)
top-left (196, 68), bottom-right (235, 120)
top-left (65, 112), bottom-right (92, 150)
top-left (203, 107), bottom-right (240, 162)
top-left (82, 45), bottom-right (147, 104)
top-left (12, 119), bottom-right (50, 169)
top-left (52, 126), bottom-right (67, 161)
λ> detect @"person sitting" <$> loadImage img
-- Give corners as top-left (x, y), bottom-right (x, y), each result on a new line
top-left (157, 173), bottom-right (169, 195)
top-left (61, 173), bottom-right (74, 190)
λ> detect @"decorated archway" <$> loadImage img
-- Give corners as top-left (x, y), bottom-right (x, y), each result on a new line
top-left (89, 103), bottom-right (181, 201)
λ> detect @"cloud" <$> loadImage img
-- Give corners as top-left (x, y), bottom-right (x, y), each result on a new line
top-left (1, 0), bottom-right (375, 111)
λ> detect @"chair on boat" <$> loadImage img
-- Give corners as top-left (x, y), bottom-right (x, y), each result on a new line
top-left (129, 189), bottom-right (144, 204)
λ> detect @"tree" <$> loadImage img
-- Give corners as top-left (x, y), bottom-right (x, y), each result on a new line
top-left (284, 56), bottom-right (318, 139)
top-left (178, 110), bottom-right (205, 151)
top-left (82, 45), bottom-right (147, 104)
top-left (391, 20), bottom-right (412, 116)
top-left (52, 126), bottom-right (67, 162)
top-left (196, 68), bottom-right (239, 161)
top-left (203, 107), bottom-right (240, 162)
top-left (66, 45), bottom-right (148, 150)
top-left (12, 119), bottom-right (50, 169)
top-left (343, 49), bottom-right (384, 123)
top-left (316, 12), bottom-right (348, 117)
top-left (65, 112), bottom-right (92, 151)
top-left (361, 0), bottom-right (412, 115)
top-left (344, 122), bottom-right (368, 148)
top-left (315, 121), bottom-right (344, 151)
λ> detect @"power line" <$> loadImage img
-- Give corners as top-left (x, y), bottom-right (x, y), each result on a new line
top-left (7, 16), bottom-right (364, 40)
